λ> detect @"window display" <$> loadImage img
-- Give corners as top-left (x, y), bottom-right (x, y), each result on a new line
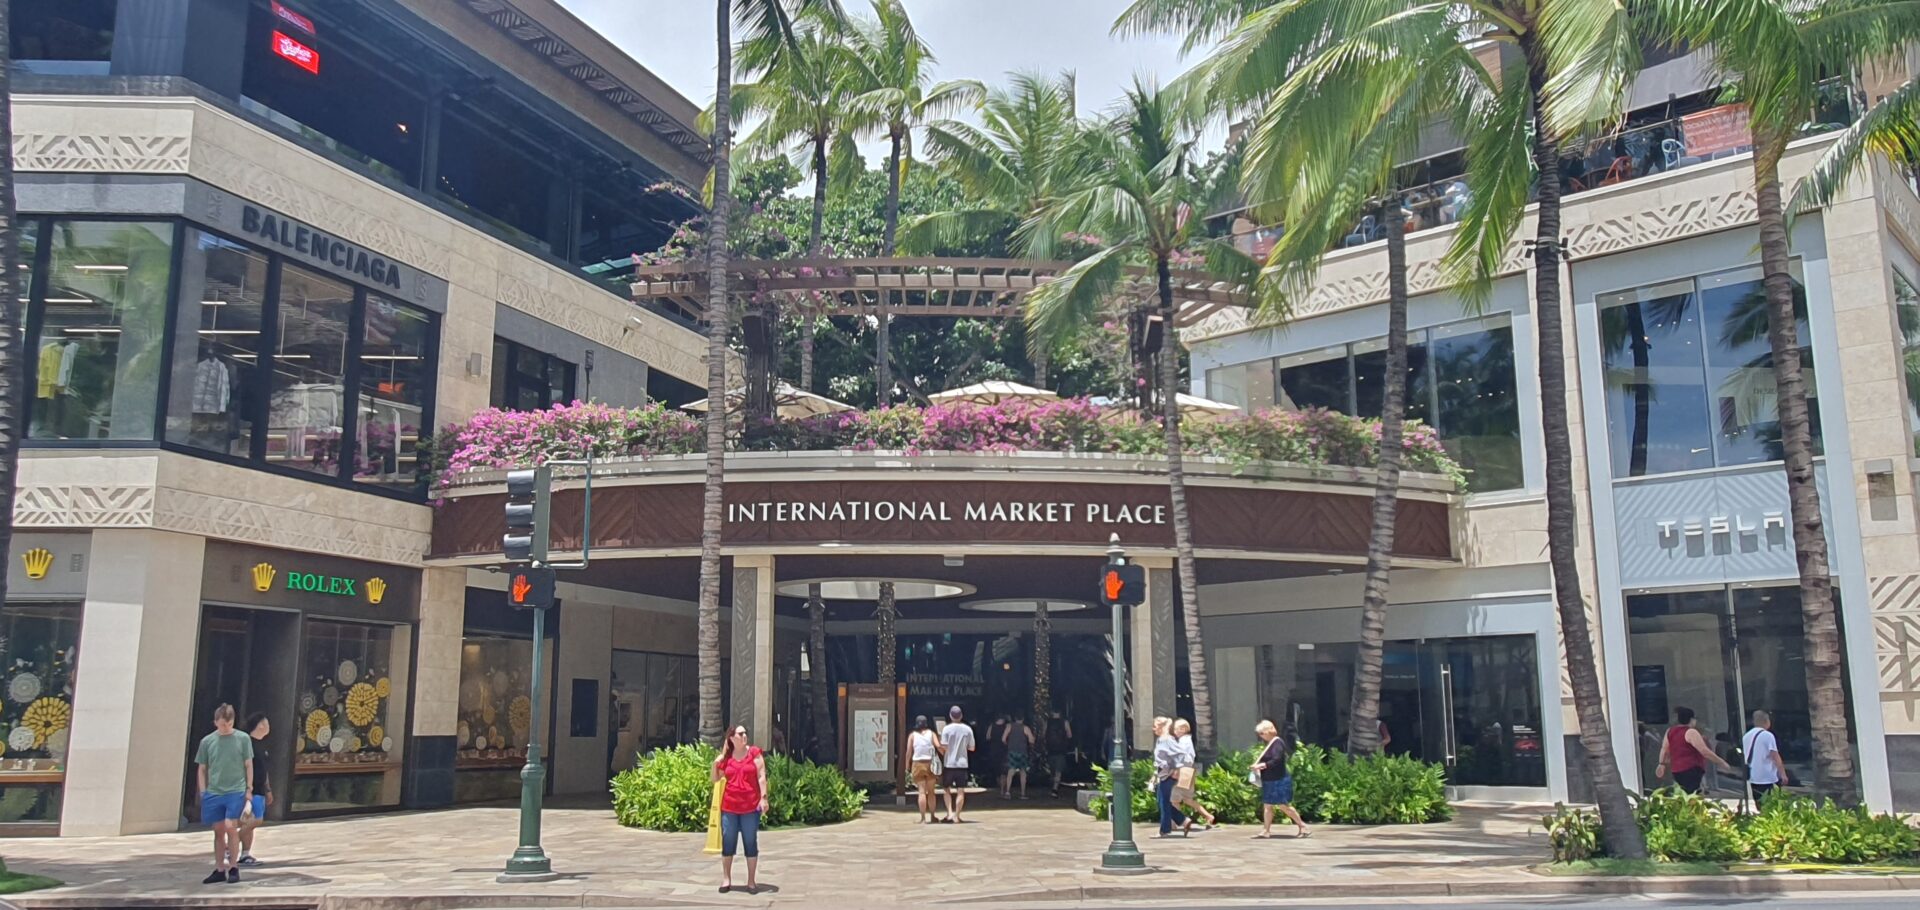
top-left (0, 603), bottom-right (80, 825)
top-left (291, 619), bottom-right (400, 812)
top-left (30, 220), bottom-right (172, 441)
top-left (456, 635), bottom-right (538, 802)
top-left (609, 650), bottom-right (698, 773)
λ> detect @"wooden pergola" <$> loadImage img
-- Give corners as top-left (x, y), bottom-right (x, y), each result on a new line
top-left (629, 257), bottom-right (1247, 327)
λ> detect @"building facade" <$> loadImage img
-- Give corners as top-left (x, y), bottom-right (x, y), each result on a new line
top-left (1189, 113), bottom-right (1920, 810)
top-left (0, 0), bottom-right (720, 835)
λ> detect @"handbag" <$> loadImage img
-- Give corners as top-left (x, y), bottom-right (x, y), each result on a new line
top-left (1247, 768), bottom-right (1261, 787)
top-left (929, 733), bottom-right (944, 775)
top-left (1172, 765), bottom-right (1197, 801)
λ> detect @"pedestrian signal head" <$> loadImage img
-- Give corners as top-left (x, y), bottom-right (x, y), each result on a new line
top-left (1100, 564), bottom-right (1146, 607)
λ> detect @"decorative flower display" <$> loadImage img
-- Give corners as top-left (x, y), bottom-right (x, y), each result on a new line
top-left (367, 725), bottom-right (384, 748)
top-left (374, 677), bottom-right (391, 699)
top-left (22, 697), bottom-right (68, 745)
top-left (338, 660), bottom-right (359, 686)
top-left (7, 672), bottom-right (41, 704)
top-left (299, 692), bottom-right (316, 713)
top-left (305, 709), bottom-right (331, 744)
top-left (45, 728), bottom-right (69, 758)
top-left (8, 726), bottom-right (36, 752)
top-left (347, 736), bottom-right (363, 753)
top-left (344, 682), bottom-right (379, 726)
top-left (432, 400), bottom-right (1469, 491)
top-left (322, 685), bottom-right (340, 706)
top-left (508, 696), bottom-right (531, 737)
top-left (457, 720), bottom-right (471, 747)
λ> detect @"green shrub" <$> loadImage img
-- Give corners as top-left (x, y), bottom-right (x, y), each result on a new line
top-left (1636, 788), bottom-right (1740, 862)
top-left (610, 744), bottom-right (864, 832)
top-left (1089, 744), bottom-right (1449, 825)
top-left (1542, 803), bottom-right (1605, 862)
top-left (1737, 795), bottom-right (1920, 864)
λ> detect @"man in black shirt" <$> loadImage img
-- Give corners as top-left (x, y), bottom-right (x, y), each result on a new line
top-left (237, 713), bottom-right (273, 865)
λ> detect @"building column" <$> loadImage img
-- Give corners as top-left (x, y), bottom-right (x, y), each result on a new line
top-left (62, 529), bottom-right (205, 836)
top-left (731, 556), bottom-right (775, 739)
top-left (1130, 556), bottom-right (1177, 752)
top-left (553, 600), bottom-right (614, 794)
top-left (405, 567), bottom-right (464, 808)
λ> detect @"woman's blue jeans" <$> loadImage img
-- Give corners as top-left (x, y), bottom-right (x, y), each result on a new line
top-left (721, 810), bottom-right (760, 858)
top-left (1155, 776), bottom-right (1187, 834)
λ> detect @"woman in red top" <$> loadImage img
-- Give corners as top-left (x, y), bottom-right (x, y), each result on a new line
top-left (712, 725), bottom-right (768, 894)
top-left (1655, 706), bottom-right (1731, 794)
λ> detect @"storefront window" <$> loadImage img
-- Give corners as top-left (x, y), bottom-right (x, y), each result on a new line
top-left (1894, 268), bottom-right (1920, 457)
top-left (267, 264), bottom-right (354, 476)
top-left (240, 3), bottom-right (425, 185)
top-left (1601, 265), bottom-right (1820, 478)
top-left (1278, 345), bottom-right (1351, 412)
top-left (1626, 584), bottom-right (1856, 796)
top-left (356, 296), bottom-right (432, 490)
top-left (167, 231), bottom-right (270, 457)
top-left (31, 220), bottom-right (172, 441)
top-left (12, 0), bottom-right (115, 73)
top-left (1354, 335), bottom-right (1430, 425)
top-left (456, 635), bottom-right (538, 802)
top-left (292, 620), bottom-right (399, 811)
top-left (609, 650), bottom-right (698, 773)
top-left (0, 603), bottom-right (81, 826)
top-left (490, 338), bottom-right (577, 412)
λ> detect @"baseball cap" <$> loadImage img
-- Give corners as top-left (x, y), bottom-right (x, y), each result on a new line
top-left (949, 705), bottom-right (963, 720)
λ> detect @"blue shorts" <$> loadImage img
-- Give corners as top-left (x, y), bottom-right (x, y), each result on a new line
top-left (249, 795), bottom-right (267, 819)
top-left (1261, 777), bottom-right (1295, 805)
top-left (200, 791), bottom-right (248, 825)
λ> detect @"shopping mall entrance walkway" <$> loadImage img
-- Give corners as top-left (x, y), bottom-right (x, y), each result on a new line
top-left (0, 796), bottom-right (1833, 908)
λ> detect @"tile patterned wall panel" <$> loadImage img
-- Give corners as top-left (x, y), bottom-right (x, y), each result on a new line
top-left (11, 133), bottom-right (191, 173)
top-left (1872, 574), bottom-right (1920, 722)
top-left (13, 484), bottom-right (157, 528)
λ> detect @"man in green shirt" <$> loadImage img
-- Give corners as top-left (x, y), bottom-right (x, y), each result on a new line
top-left (195, 703), bottom-right (254, 885)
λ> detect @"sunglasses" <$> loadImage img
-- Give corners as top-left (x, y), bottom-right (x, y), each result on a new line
top-left (731, 729), bottom-right (748, 737)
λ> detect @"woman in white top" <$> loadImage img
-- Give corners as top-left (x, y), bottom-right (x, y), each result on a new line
top-left (1170, 718), bottom-right (1217, 831)
top-left (903, 715), bottom-right (942, 823)
top-left (1151, 717), bottom-right (1188, 837)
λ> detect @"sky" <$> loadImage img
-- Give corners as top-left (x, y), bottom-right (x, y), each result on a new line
top-left (557, 0), bottom-right (1201, 128)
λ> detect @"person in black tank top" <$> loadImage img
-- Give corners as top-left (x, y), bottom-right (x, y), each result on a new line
top-left (237, 713), bottom-right (273, 865)
top-left (1045, 712), bottom-right (1073, 796)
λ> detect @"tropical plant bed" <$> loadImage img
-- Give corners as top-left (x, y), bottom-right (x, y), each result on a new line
top-left (1543, 790), bottom-right (1920, 866)
top-left (0, 870), bottom-right (61, 895)
top-left (431, 400), bottom-right (1467, 491)
top-left (1088, 744), bottom-right (1451, 825)
top-left (611, 744), bottom-right (864, 832)
top-left (1533, 859), bottom-right (1920, 877)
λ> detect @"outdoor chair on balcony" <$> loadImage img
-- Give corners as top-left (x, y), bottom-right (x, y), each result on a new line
top-left (1343, 214), bottom-right (1378, 248)
top-left (1662, 138), bottom-right (1703, 170)
top-left (1438, 181), bottom-right (1470, 225)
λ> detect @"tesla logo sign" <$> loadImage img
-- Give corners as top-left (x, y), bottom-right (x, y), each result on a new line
top-left (272, 1), bottom-right (316, 35)
top-left (272, 31), bottom-right (320, 75)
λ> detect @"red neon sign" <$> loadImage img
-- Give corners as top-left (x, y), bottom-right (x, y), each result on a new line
top-left (271, 1), bottom-right (316, 35)
top-left (271, 30), bottom-right (320, 75)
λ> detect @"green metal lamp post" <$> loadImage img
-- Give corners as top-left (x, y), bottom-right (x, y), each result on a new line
top-left (1097, 534), bottom-right (1150, 874)
top-left (498, 467), bottom-right (561, 883)
top-left (499, 599), bottom-right (557, 882)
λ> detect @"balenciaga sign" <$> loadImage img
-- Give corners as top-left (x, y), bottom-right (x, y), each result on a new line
top-left (241, 205), bottom-right (404, 290)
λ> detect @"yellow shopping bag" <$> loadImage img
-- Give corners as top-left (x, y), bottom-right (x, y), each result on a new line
top-left (703, 779), bottom-right (724, 855)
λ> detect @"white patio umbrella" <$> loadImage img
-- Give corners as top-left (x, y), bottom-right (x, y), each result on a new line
top-left (682, 381), bottom-right (854, 419)
top-left (1175, 392), bottom-right (1243, 418)
top-left (927, 380), bottom-right (1060, 405)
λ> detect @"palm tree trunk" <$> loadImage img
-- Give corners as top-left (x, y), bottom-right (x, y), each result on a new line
top-left (1157, 255), bottom-right (1213, 754)
top-left (1627, 304), bottom-right (1651, 476)
top-left (876, 130), bottom-right (903, 401)
top-left (1347, 198), bottom-right (1409, 758)
top-left (1032, 600), bottom-right (1052, 727)
top-left (1033, 346), bottom-right (1050, 388)
top-left (0, 2), bottom-right (23, 620)
top-left (1752, 130), bottom-right (1854, 803)
top-left (800, 135), bottom-right (830, 392)
top-left (1522, 51), bottom-right (1644, 859)
top-left (876, 581), bottom-right (898, 687)
top-left (808, 584), bottom-right (834, 762)
top-left (696, 0), bottom-right (735, 748)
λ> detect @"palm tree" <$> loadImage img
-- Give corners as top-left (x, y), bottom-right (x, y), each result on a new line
top-left (806, 584), bottom-right (833, 760)
top-left (1650, 0), bottom-right (1920, 804)
top-left (1189, 9), bottom-right (1480, 758)
top-left (847, 0), bottom-right (983, 397)
top-left (908, 72), bottom-right (1085, 385)
top-left (697, 0), bottom-right (846, 747)
top-left (736, 10), bottom-right (860, 396)
top-left (1127, 0), bottom-right (1646, 856)
top-left (0, 0), bottom-right (24, 648)
top-left (1025, 83), bottom-right (1258, 755)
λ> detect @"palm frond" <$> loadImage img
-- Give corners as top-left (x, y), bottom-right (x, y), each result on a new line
top-left (898, 209), bottom-right (1018, 255)
top-left (1537, 0), bottom-right (1638, 141)
top-left (1790, 71), bottom-right (1920, 219)
top-left (1025, 245), bottom-right (1130, 355)
top-left (1443, 69), bottom-right (1534, 312)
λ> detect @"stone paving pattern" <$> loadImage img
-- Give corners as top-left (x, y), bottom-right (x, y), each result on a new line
top-left (0, 797), bottom-right (1614, 907)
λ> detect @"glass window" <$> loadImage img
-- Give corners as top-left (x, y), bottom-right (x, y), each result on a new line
top-left (356, 296), bottom-right (431, 489)
top-left (0, 603), bottom-right (81, 826)
top-left (31, 221), bottom-right (172, 441)
top-left (436, 113), bottom-right (560, 248)
top-left (239, 5), bottom-right (425, 185)
top-left (1354, 333), bottom-right (1430, 424)
top-left (167, 231), bottom-right (270, 457)
top-left (1601, 267), bottom-right (1821, 478)
top-left (490, 338), bottom-right (576, 412)
top-left (13, 0), bottom-right (114, 70)
top-left (609, 650), bottom-right (699, 774)
top-left (1206, 364), bottom-right (1247, 410)
top-left (1278, 345), bottom-right (1351, 412)
top-left (1898, 268), bottom-right (1920, 457)
top-left (1600, 279), bottom-right (1714, 477)
top-left (456, 635), bottom-right (539, 802)
top-left (1699, 266), bottom-right (1820, 467)
top-left (1432, 318), bottom-right (1522, 492)
top-left (292, 620), bottom-right (400, 812)
top-left (266, 264), bottom-right (353, 476)
top-left (18, 220), bottom-right (38, 323)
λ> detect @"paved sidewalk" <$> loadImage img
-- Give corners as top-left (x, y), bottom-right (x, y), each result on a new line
top-left (0, 795), bottom-right (1909, 909)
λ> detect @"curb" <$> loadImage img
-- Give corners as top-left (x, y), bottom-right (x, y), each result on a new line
top-left (949, 873), bottom-right (1920, 904)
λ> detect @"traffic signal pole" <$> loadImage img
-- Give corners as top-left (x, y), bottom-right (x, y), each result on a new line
top-left (1097, 534), bottom-right (1150, 874)
top-left (499, 467), bottom-right (558, 883)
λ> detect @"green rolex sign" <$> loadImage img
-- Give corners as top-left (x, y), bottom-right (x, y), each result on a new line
top-left (286, 572), bottom-right (357, 597)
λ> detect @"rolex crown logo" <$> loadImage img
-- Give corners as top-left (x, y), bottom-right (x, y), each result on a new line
top-left (251, 562), bottom-right (277, 592)
top-left (366, 577), bottom-right (387, 605)
top-left (21, 548), bottom-right (53, 581)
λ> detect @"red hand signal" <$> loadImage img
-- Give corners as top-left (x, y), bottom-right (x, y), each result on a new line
top-left (1104, 570), bottom-right (1124, 603)
top-left (511, 573), bottom-right (532, 603)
